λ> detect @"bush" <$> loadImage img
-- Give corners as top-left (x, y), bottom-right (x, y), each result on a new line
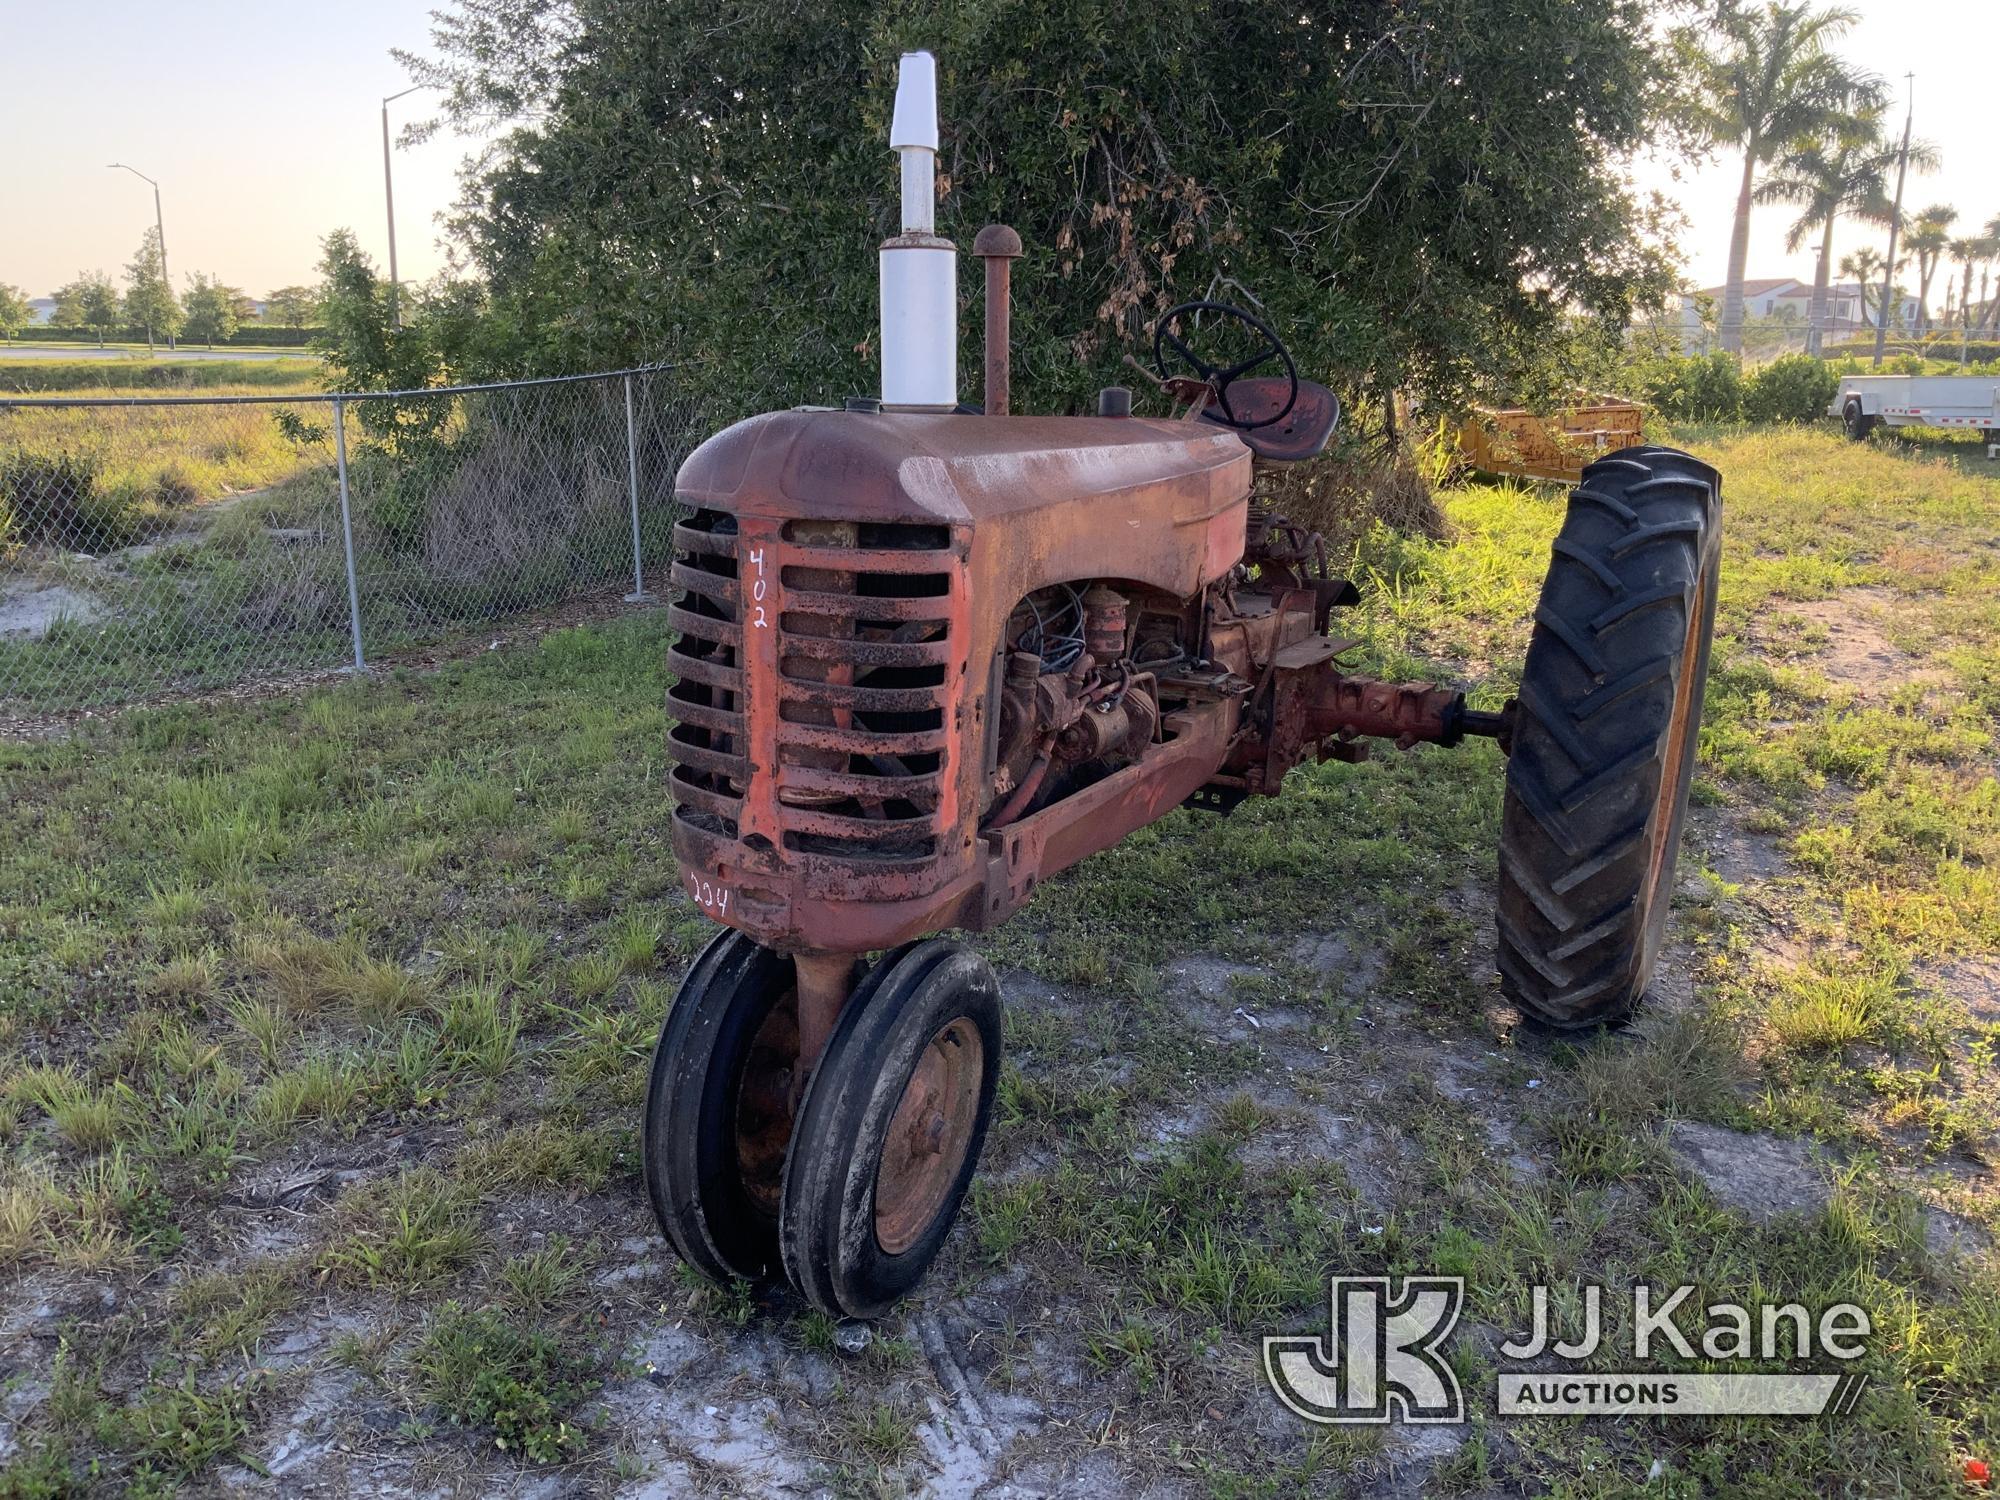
top-left (1743, 354), bottom-right (1840, 424)
top-left (1823, 337), bottom-right (2000, 364)
top-left (0, 449), bottom-right (123, 549)
top-left (1259, 445), bottom-right (1450, 557)
top-left (1629, 350), bottom-right (1744, 422)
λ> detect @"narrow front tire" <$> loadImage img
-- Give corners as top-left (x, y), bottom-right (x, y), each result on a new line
top-left (780, 940), bottom-right (1001, 1319)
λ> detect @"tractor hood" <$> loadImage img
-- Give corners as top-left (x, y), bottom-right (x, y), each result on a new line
top-left (673, 408), bottom-right (1251, 530)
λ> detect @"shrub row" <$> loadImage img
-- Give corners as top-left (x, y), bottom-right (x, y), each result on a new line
top-left (1625, 352), bottom-right (1842, 424)
top-left (7, 325), bottom-right (319, 348)
top-left (1823, 337), bottom-right (2000, 363)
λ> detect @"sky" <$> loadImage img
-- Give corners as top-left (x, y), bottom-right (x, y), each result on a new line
top-left (0, 0), bottom-right (466, 301)
top-left (1625, 0), bottom-right (1994, 293)
top-left (0, 0), bottom-right (1991, 305)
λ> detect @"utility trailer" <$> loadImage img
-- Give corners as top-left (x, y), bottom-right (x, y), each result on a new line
top-left (1831, 374), bottom-right (2000, 456)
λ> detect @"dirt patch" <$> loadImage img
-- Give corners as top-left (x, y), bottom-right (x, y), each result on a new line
top-left (1667, 1120), bottom-right (1835, 1223)
top-left (1924, 956), bottom-right (2000, 1025)
top-left (1767, 587), bottom-right (1945, 694)
top-left (1923, 1207), bottom-right (1993, 1263)
top-left (1691, 813), bottom-right (1788, 886)
top-left (0, 583), bottom-right (103, 639)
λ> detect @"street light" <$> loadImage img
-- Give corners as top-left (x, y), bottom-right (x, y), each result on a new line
top-left (382, 84), bottom-right (433, 329)
top-left (108, 161), bottom-right (173, 350)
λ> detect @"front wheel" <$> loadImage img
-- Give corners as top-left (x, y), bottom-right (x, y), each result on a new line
top-left (642, 929), bottom-right (800, 1282)
top-left (1495, 446), bottom-right (1721, 1030)
top-left (1842, 398), bottom-right (1877, 442)
top-left (780, 940), bottom-right (1002, 1318)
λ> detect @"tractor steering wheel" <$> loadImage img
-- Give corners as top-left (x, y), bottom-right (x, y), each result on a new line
top-left (1151, 300), bottom-right (1300, 431)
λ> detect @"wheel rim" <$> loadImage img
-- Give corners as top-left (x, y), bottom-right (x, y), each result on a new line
top-left (1645, 568), bottom-right (1708, 904)
top-left (732, 986), bottom-right (799, 1217)
top-left (872, 1017), bottom-right (984, 1256)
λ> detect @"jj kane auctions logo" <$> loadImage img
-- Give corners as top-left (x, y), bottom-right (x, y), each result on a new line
top-left (1265, 1278), bottom-right (1872, 1422)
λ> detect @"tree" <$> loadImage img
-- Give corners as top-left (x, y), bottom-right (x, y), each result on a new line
top-left (0, 284), bottom-right (28, 344)
top-left (123, 226), bottom-right (183, 353)
top-left (266, 285), bottom-right (320, 329)
top-left (182, 274), bottom-right (245, 347)
top-left (1981, 216), bottom-right (2000, 336)
top-left (313, 230), bottom-right (443, 437)
top-left (1753, 98), bottom-right (1923, 353)
top-left (1838, 246), bottom-right (1914, 331)
top-left (1905, 205), bottom-right (1956, 335)
top-left (52, 272), bottom-right (122, 347)
top-left (1948, 237), bottom-right (1980, 334)
top-left (398, 0), bottom-right (1686, 428)
top-left (1681, 3), bottom-right (1867, 353)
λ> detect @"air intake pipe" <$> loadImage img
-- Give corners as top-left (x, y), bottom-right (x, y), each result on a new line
top-left (880, 51), bottom-right (957, 410)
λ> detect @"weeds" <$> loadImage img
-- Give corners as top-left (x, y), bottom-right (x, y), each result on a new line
top-left (320, 1166), bottom-right (484, 1290)
top-left (410, 1302), bottom-right (595, 1462)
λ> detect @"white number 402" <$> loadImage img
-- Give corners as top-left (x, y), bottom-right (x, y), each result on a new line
top-left (746, 546), bottom-right (769, 630)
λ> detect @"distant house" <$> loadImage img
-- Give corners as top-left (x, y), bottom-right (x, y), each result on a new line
top-left (27, 297), bottom-right (55, 326)
top-left (1664, 277), bottom-right (1921, 348)
top-left (1698, 277), bottom-right (1807, 320)
top-left (1761, 280), bottom-right (1918, 335)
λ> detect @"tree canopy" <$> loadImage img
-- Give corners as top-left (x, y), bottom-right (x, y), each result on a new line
top-left (0, 285), bottom-right (28, 344)
top-left (266, 285), bottom-right (322, 329)
top-left (399, 0), bottom-right (1686, 424)
top-left (123, 227), bottom-right (183, 351)
top-left (182, 274), bottom-right (245, 347)
top-left (52, 273), bottom-right (122, 347)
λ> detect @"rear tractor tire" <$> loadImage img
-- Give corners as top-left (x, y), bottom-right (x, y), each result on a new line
top-left (1496, 446), bottom-right (1721, 1030)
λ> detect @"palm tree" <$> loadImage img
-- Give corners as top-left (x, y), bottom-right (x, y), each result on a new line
top-left (1754, 98), bottom-right (1913, 354)
top-left (1685, 3), bottom-right (1869, 353)
top-left (1838, 248), bottom-right (1883, 325)
top-left (1948, 235), bottom-right (1986, 336)
top-left (1906, 205), bottom-right (1957, 335)
top-left (1945, 233), bottom-right (1999, 361)
top-left (1982, 216), bottom-right (2000, 336)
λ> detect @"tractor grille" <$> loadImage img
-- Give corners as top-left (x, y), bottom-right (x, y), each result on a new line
top-left (774, 520), bottom-right (955, 863)
top-left (666, 511), bottom-right (959, 870)
top-left (666, 509), bottom-right (746, 838)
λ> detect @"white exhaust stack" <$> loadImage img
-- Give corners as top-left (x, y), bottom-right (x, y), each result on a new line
top-left (880, 51), bottom-right (956, 410)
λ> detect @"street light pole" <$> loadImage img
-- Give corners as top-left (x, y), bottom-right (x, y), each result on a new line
top-left (108, 161), bottom-right (173, 351)
top-left (381, 85), bottom-right (430, 330)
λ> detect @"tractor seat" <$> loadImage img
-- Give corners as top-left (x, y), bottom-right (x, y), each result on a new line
top-left (1204, 377), bottom-right (1341, 463)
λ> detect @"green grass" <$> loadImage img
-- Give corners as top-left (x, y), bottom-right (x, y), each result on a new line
top-left (0, 356), bottom-right (325, 394)
top-left (1, 425), bottom-right (1998, 1492)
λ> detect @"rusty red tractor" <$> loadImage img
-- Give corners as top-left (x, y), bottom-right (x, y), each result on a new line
top-left (643, 53), bottom-right (1721, 1318)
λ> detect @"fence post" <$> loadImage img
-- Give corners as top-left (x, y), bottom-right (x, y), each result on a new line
top-left (333, 397), bottom-right (367, 672)
top-left (623, 372), bottom-right (654, 604)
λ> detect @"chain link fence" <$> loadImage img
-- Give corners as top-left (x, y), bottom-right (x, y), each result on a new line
top-left (0, 367), bottom-right (701, 712)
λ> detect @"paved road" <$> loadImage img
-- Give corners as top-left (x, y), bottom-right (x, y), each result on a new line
top-left (0, 343), bottom-right (314, 362)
